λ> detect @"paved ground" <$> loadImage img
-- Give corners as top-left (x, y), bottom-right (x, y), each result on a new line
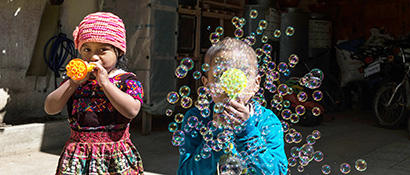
top-left (0, 109), bottom-right (409, 175)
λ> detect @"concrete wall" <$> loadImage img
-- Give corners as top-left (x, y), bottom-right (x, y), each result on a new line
top-left (0, 0), bottom-right (97, 124)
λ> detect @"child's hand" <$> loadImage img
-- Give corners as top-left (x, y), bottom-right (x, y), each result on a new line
top-left (216, 98), bottom-right (251, 128)
top-left (91, 62), bottom-right (110, 86)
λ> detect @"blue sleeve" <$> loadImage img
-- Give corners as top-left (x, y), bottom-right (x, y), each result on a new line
top-left (177, 108), bottom-right (225, 175)
top-left (235, 108), bottom-right (288, 175)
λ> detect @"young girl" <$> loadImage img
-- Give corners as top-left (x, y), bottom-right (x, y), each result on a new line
top-left (177, 38), bottom-right (288, 175)
top-left (44, 12), bottom-right (144, 174)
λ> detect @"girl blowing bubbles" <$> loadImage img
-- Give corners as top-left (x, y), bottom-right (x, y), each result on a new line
top-left (177, 38), bottom-right (288, 175)
top-left (44, 12), bottom-right (144, 174)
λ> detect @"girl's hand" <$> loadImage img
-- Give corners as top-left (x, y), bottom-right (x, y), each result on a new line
top-left (216, 98), bottom-right (251, 128)
top-left (91, 62), bottom-right (110, 87)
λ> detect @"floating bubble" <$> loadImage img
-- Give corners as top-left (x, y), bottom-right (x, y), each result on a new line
top-left (283, 100), bottom-right (291, 108)
top-left (258, 20), bottom-right (268, 29)
top-left (244, 35), bottom-right (256, 46)
top-left (255, 48), bottom-right (264, 58)
top-left (340, 163), bottom-right (351, 174)
top-left (297, 91), bottom-right (308, 102)
top-left (239, 17), bottom-right (246, 27)
top-left (312, 90), bottom-right (323, 101)
top-left (200, 108), bottom-right (210, 118)
top-left (277, 84), bottom-right (288, 95)
top-left (299, 144), bottom-right (314, 162)
top-left (208, 120), bottom-right (218, 132)
top-left (286, 26), bottom-right (295, 36)
top-left (179, 147), bottom-right (186, 155)
top-left (210, 32), bottom-right (220, 44)
top-left (202, 63), bottom-right (210, 72)
top-left (288, 157), bottom-right (297, 167)
top-left (297, 165), bottom-right (304, 172)
top-left (214, 102), bottom-right (224, 113)
top-left (181, 96), bottom-right (193, 108)
top-left (275, 103), bottom-right (283, 111)
top-left (187, 116), bottom-right (199, 128)
top-left (256, 27), bottom-right (264, 35)
top-left (167, 91), bottom-right (179, 104)
top-left (165, 109), bottom-right (173, 116)
top-left (174, 113), bottom-right (184, 123)
top-left (287, 87), bottom-right (294, 95)
top-left (267, 62), bottom-right (276, 71)
top-left (180, 57), bottom-right (194, 70)
top-left (289, 113), bottom-right (299, 124)
top-left (175, 65), bottom-right (188, 78)
top-left (271, 71), bottom-right (280, 81)
top-left (197, 86), bottom-right (209, 96)
top-left (193, 71), bottom-right (202, 80)
top-left (232, 16), bottom-right (240, 26)
top-left (199, 126), bottom-right (209, 136)
top-left (206, 26), bottom-right (211, 31)
top-left (295, 105), bottom-right (306, 116)
top-left (306, 135), bottom-right (316, 145)
top-left (272, 94), bottom-right (283, 104)
top-left (312, 107), bottom-right (321, 116)
top-left (261, 35), bottom-right (268, 43)
top-left (1, 49), bottom-right (6, 55)
top-left (217, 132), bottom-right (229, 143)
top-left (355, 159), bottom-right (367, 172)
top-left (168, 122), bottom-right (178, 132)
top-left (249, 9), bottom-right (258, 19)
top-left (288, 54), bottom-right (299, 64)
top-left (172, 130), bottom-right (185, 146)
top-left (262, 44), bottom-right (272, 54)
top-left (322, 165), bottom-right (331, 174)
top-left (179, 85), bottom-right (191, 97)
top-left (278, 62), bottom-right (288, 73)
top-left (282, 121), bottom-right (289, 132)
top-left (194, 154), bottom-right (201, 161)
top-left (293, 132), bottom-right (302, 143)
top-left (313, 151), bottom-right (324, 162)
top-left (273, 29), bottom-right (281, 38)
top-left (281, 109), bottom-right (292, 120)
top-left (191, 130), bottom-right (198, 138)
top-left (312, 130), bottom-right (321, 140)
top-left (234, 28), bottom-right (244, 38)
top-left (203, 131), bottom-right (213, 142)
top-left (285, 133), bottom-right (293, 143)
top-left (215, 26), bottom-right (224, 36)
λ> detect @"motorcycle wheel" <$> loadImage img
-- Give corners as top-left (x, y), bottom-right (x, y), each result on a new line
top-left (374, 82), bottom-right (408, 128)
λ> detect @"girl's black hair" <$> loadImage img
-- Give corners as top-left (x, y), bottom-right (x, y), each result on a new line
top-left (114, 47), bottom-right (128, 70)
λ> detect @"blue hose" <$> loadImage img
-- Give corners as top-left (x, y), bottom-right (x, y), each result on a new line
top-left (43, 32), bottom-right (77, 88)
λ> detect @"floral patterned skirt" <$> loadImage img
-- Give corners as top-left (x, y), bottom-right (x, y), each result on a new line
top-left (56, 127), bottom-right (144, 175)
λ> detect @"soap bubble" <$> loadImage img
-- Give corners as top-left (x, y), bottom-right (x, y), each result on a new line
top-left (180, 57), bottom-right (194, 70)
top-left (256, 27), bottom-right (264, 35)
top-left (355, 159), bottom-right (367, 172)
top-left (214, 102), bottom-right (224, 113)
top-left (167, 91), bottom-right (179, 104)
top-left (191, 130), bottom-right (198, 138)
top-left (289, 54), bottom-right (299, 64)
top-left (297, 165), bottom-right (304, 172)
top-left (306, 135), bottom-right (316, 145)
top-left (282, 121), bottom-right (289, 133)
top-left (297, 91), bottom-right (308, 102)
top-left (288, 157), bottom-right (297, 167)
top-left (286, 26), bottom-right (295, 36)
top-left (171, 130), bottom-right (185, 146)
top-left (273, 29), bottom-right (281, 38)
top-left (239, 17), bottom-right (246, 27)
top-left (200, 108), bottom-right (210, 118)
top-left (179, 85), bottom-right (191, 97)
top-left (249, 9), bottom-right (258, 19)
top-left (168, 122), bottom-right (178, 132)
top-left (210, 32), bottom-right (220, 44)
top-left (283, 100), bottom-right (291, 108)
top-left (285, 133), bottom-right (293, 143)
top-left (312, 90), bottom-right (323, 101)
top-left (165, 109), bottom-right (173, 116)
top-left (258, 20), bottom-right (268, 29)
top-left (175, 65), bottom-right (189, 78)
top-left (262, 44), bottom-right (272, 54)
top-left (312, 130), bottom-right (321, 139)
top-left (278, 62), bottom-right (288, 73)
top-left (322, 165), bottom-right (331, 174)
top-left (203, 131), bottom-right (213, 142)
top-left (234, 28), bottom-right (244, 38)
top-left (193, 71), bottom-right (202, 80)
top-left (187, 116), bottom-right (199, 128)
top-left (281, 109), bottom-right (292, 120)
top-left (255, 48), bottom-right (264, 58)
top-left (174, 113), bottom-right (184, 123)
top-left (295, 105), bottom-right (306, 116)
top-left (202, 63), bottom-right (210, 72)
top-left (215, 26), bottom-right (224, 36)
top-left (181, 96), bottom-right (193, 108)
top-left (299, 144), bottom-right (314, 163)
top-left (231, 16), bottom-right (240, 26)
top-left (277, 84), bottom-right (288, 95)
top-left (313, 151), bottom-right (324, 162)
top-left (293, 132), bottom-right (302, 143)
top-left (312, 107), bottom-right (321, 116)
top-left (261, 35), bottom-right (268, 43)
top-left (340, 163), bottom-right (351, 174)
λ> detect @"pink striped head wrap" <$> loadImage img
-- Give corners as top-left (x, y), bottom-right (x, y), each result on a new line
top-left (73, 12), bottom-right (127, 54)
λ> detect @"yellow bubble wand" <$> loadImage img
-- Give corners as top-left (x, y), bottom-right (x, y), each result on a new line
top-left (219, 68), bottom-right (248, 100)
top-left (65, 58), bottom-right (96, 81)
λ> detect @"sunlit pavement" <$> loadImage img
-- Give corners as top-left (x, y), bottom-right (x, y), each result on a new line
top-left (0, 110), bottom-right (409, 175)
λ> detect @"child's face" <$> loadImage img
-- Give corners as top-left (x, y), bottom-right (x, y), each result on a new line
top-left (201, 51), bottom-right (260, 104)
top-left (79, 42), bottom-right (119, 72)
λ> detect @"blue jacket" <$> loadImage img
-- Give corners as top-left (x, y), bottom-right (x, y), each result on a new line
top-left (177, 102), bottom-right (288, 175)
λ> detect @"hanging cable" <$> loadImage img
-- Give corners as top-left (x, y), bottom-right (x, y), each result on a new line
top-left (43, 30), bottom-right (77, 88)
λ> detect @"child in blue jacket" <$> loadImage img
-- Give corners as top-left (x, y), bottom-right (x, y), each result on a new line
top-left (177, 37), bottom-right (288, 175)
